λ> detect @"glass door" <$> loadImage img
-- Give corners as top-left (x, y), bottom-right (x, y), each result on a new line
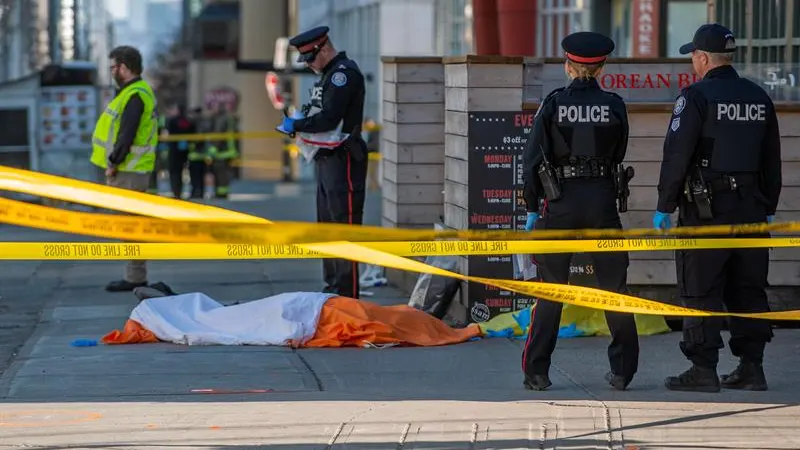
top-left (0, 100), bottom-right (35, 171)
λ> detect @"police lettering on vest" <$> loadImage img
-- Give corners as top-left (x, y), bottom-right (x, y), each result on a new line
top-left (311, 86), bottom-right (323, 101)
top-left (716, 103), bottom-right (766, 122)
top-left (558, 105), bottom-right (611, 123)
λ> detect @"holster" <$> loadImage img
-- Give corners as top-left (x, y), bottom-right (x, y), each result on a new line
top-left (613, 164), bottom-right (635, 213)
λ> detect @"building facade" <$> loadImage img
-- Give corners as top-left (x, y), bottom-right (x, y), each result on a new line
top-left (294, 0), bottom-right (473, 124)
top-left (0, 0), bottom-right (113, 85)
top-left (712, 0), bottom-right (799, 66)
top-left (532, 0), bottom-right (708, 58)
top-left (709, 0), bottom-right (800, 101)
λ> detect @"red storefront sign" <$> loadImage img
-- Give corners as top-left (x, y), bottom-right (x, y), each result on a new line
top-left (204, 87), bottom-right (239, 111)
top-left (632, 0), bottom-right (660, 57)
top-left (599, 71), bottom-right (702, 90)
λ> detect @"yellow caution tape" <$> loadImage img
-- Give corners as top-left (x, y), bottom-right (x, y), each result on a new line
top-left (2, 237), bottom-right (797, 261)
top-left (1, 184), bottom-right (798, 247)
top-left (157, 126), bottom-right (383, 144)
top-left (158, 131), bottom-right (284, 142)
top-left (3, 194), bottom-right (798, 248)
top-left (0, 166), bottom-right (268, 223)
top-left (0, 197), bottom-right (278, 243)
top-left (295, 242), bottom-right (800, 321)
top-left (2, 240), bottom-right (797, 320)
top-left (2, 166), bottom-right (800, 321)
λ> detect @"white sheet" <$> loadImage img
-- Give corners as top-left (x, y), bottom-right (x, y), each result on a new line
top-left (130, 291), bottom-right (337, 346)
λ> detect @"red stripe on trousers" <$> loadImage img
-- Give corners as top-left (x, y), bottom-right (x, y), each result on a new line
top-left (522, 198), bottom-right (547, 374)
top-left (346, 153), bottom-right (356, 298)
top-left (521, 300), bottom-right (538, 375)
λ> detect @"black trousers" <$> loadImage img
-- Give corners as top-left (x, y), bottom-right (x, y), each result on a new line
top-left (168, 148), bottom-right (188, 198)
top-left (211, 159), bottom-right (232, 197)
top-left (676, 188), bottom-right (773, 368)
top-left (315, 149), bottom-right (368, 299)
top-left (522, 179), bottom-right (640, 380)
top-left (188, 160), bottom-right (206, 198)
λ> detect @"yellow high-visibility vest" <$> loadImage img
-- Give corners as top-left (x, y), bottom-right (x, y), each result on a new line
top-left (90, 79), bottom-right (158, 172)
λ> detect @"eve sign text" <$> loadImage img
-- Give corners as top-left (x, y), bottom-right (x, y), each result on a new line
top-left (514, 113), bottom-right (534, 127)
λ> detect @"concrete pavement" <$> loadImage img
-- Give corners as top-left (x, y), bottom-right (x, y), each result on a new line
top-left (1, 179), bottom-right (800, 449)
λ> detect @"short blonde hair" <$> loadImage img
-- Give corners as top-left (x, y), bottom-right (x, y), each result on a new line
top-left (567, 60), bottom-right (604, 79)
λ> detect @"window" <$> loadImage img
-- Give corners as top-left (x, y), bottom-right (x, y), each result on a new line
top-left (435, 0), bottom-right (472, 56)
top-left (536, 0), bottom-right (589, 57)
top-left (611, 0), bottom-right (632, 56)
top-left (666, 1), bottom-right (707, 57)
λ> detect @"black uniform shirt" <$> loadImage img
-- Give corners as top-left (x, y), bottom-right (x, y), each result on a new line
top-left (656, 65), bottom-right (782, 215)
top-left (108, 76), bottom-right (144, 167)
top-left (294, 51), bottom-right (365, 138)
top-left (522, 77), bottom-right (629, 213)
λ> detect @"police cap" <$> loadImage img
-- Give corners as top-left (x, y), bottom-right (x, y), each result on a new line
top-left (289, 26), bottom-right (330, 62)
top-left (561, 32), bottom-right (615, 64)
top-left (679, 23), bottom-right (736, 55)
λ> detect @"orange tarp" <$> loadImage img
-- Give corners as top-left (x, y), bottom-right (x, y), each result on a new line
top-left (303, 296), bottom-right (480, 347)
top-left (102, 296), bottom-right (481, 347)
top-left (103, 319), bottom-right (158, 344)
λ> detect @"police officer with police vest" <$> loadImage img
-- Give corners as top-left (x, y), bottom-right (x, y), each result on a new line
top-left (280, 26), bottom-right (368, 299)
top-left (521, 32), bottom-right (640, 391)
top-left (654, 24), bottom-right (782, 393)
top-left (90, 45), bottom-right (158, 292)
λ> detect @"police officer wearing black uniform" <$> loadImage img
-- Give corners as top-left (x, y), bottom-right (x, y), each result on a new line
top-left (281, 26), bottom-right (368, 299)
top-left (521, 32), bottom-right (640, 391)
top-left (654, 24), bottom-right (782, 393)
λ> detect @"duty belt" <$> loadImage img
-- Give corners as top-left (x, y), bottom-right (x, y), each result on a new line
top-left (707, 174), bottom-right (757, 192)
top-left (556, 161), bottom-right (611, 179)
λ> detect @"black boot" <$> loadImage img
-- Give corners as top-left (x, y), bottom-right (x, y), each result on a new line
top-left (720, 361), bottom-right (768, 391)
top-left (105, 280), bottom-right (147, 292)
top-left (523, 374), bottom-right (552, 391)
top-left (665, 365), bottom-right (721, 393)
top-left (605, 371), bottom-right (632, 391)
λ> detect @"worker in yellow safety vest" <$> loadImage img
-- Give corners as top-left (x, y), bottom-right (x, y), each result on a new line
top-left (89, 45), bottom-right (158, 292)
top-left (207, 103), bottom-right (240, 199)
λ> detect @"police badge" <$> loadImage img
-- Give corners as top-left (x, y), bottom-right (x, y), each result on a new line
top-left (673, 96), bottom-right (686, 116)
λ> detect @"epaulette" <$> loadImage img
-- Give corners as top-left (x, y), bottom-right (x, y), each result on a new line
top-left (542, 87), bottom-right (565, 105)
top-left (535, 87), bottom-right (565, 117)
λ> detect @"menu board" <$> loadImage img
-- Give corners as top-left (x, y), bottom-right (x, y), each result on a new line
top-left (466, 111), bottom-right (537, 323)
top-left (39, 86), bottom-right (98, 151)
top-left (465, 111), bottom-right (600, 324)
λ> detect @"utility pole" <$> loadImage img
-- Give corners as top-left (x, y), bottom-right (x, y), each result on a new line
top-left (48, 0), bottom-right (62, 63)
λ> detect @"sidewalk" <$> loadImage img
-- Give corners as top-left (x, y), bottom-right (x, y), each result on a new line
top-left (1, 180), bottom-right (800, 449)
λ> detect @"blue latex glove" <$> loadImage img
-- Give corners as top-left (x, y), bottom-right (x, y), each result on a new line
top-left (278, 116), bottom-right (295, 134)
top-left (767, 215), bottom-right (775, 224)
top-left (525, 212), bottom-right (540, 231)
top-left (653, 211), bottom-right (672, 230)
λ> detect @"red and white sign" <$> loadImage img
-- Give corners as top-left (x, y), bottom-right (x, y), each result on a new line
top-left (204, 87), bottom-right (239, 111)
top-left (632, 0), bottom-right (660, 57)
top-left (599, 71), bottom-right (702, 90)
top-left (264, 71), bottom-right (286, 111)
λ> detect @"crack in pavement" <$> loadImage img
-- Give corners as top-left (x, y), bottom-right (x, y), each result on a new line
top-left (552, 364), bottom-right (617, 450)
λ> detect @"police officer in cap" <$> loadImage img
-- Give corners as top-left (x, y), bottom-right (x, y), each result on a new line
top-left (654, 23), bottom-right (782, 392)
top-left (281, 26), bottom-right (368, 299)
top-left (521, 32), bottom-right (639, 391)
